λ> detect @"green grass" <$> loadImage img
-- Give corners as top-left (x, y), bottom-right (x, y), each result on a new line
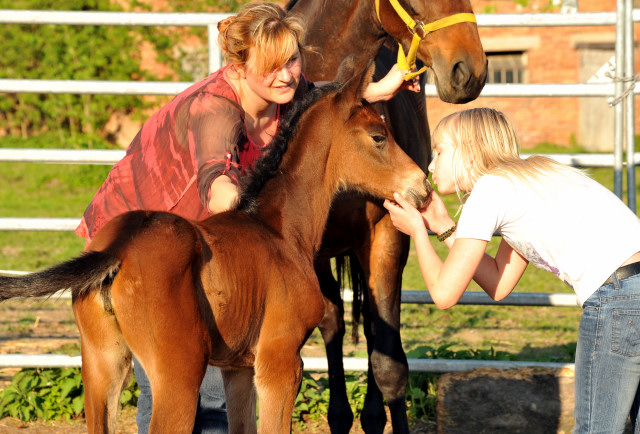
top-left (0, 133), bottom-right (113, 271)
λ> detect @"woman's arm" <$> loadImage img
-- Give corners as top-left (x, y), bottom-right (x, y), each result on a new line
top-left (315, 64), bottom-right (421, 103)
top-left (189, 93), bottom-right (245, 215)
top-left (384, 192), bottom-right (528, 308)
top-left (208, 175), bottom-right (240, 214)
top-left (361, 64), bottom-right (420, 102)
top-left (409, 223), bottom-right (484, 309)
top-left (473, 239), bottom-right (529, 301)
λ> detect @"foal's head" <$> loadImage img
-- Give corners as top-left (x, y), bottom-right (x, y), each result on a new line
top-left (240, 56), bottom-right (431, 211)
top-left (323, 57), bottom-right (432, 208)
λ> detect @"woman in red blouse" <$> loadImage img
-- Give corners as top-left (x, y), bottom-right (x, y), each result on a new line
top-left (76, 3), bottom-right (419, 432)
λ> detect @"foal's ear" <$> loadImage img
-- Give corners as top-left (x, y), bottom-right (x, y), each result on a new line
top-left (334, 55), bottom-right (357, 84)
top-left (334, 57), bottom-right (375, 106)
top-left (355, 60), bottom-right (376, 100)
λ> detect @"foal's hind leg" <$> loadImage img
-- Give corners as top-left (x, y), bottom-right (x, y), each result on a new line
top-left (315, 258), bottom-right (354, 434)
top-left (97, 218), bottom-right (216, 433)
top-left (73, 291), bottom-right (132, 434)
top-left (112, 283), bottom-right (209, 433)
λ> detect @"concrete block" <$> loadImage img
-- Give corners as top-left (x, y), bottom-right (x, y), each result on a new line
top-left (436, 367), bottom-right (575, 434)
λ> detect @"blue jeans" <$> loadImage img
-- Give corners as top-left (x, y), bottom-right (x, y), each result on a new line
top-left (134, 358), bottom-right (228, 433)
top-left (574, 273), bottom-right (640, 433)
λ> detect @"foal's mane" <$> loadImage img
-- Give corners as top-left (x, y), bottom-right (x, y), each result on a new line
top-left (238, 81), bottom-right (342, 212)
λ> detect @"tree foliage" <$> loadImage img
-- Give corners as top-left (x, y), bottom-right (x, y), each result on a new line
top-left (0, 0), bottom-right (251, 144)
top-left (0, 0), bottom-right (150, 141)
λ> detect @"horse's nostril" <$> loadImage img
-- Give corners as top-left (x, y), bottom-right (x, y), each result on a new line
top-left (451, 61), bottom-right (470, 90)
top-left (424, 177), bottom-right (432, 193)
top-left (406, 177), bottom-right (432, 209)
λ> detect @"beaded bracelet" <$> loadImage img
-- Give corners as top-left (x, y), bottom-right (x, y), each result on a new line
top-left (437, 224), bottom-right (457, 242)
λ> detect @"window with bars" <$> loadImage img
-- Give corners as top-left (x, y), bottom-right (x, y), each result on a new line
top-left (425, 51), bottom-right (527, 84)
top-left (486, 51), bottom-right (528, 84)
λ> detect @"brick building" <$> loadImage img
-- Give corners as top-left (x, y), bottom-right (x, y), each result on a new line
top-left (426, 0), bottom-right (639, 150)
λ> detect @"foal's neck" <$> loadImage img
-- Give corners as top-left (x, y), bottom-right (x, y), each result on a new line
top-left (254, 127), bottom-right (336, 259)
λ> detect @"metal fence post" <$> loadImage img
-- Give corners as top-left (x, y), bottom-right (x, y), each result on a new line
top-left (625, 0), bottom-right (637, 212)
top-left (614, 0), bottom-right (626, 199)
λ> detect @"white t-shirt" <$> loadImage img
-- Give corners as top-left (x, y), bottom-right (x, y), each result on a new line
top-left (456, 173), bottom-right (640, 306)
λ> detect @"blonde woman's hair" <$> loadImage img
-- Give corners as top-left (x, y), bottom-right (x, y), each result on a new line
top-left (217, 2), bottom-right (306, 78)
top-left (432, 107), bottom-right (586, 195)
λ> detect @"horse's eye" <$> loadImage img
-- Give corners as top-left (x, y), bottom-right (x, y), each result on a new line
top-left (372, 134), bottom-right (386, 148)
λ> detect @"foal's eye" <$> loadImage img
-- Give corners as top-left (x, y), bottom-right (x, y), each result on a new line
top-left (372, 134), bottom-right (386, 148)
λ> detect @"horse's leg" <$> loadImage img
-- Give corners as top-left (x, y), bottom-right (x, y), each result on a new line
top-left (109, 267), bottom-right (209, 433)
top-left (221, 367), bottom-right (256, 434)
top-left (359, 295), bottom-right (388, 433)
top-left (315, 258), bottom-right (354, 434)
top-left (358, 214), bottom-right (410, 434)
top-left (73, 291), bottom-right (132, 434)
top-left (255, 304), bottom-right (323, 434)
top-left (254, 348), bottom-right (303, 433)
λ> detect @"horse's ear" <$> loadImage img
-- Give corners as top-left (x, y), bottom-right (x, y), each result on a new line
top-left (356, 60), bottom-right (376, 100)
top-left (334, 57), bottom-right (375, 105)
top-left (333, 55), bottom-right (357, 84)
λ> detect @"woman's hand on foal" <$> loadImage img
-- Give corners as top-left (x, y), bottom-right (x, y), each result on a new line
top-left (383, 192), bottom-right (427, 238)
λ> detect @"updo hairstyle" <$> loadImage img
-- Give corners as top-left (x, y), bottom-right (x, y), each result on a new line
top-left (217, 3), bottom-right (306, 78)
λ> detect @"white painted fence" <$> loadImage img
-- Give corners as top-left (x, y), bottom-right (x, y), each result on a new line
top-left (0, 5), bottom-right (637, 372)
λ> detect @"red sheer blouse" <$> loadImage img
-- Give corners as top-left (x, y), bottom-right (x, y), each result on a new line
top-left (76, 65), bottom-right (313, 245)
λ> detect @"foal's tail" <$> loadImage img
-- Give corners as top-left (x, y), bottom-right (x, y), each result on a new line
top-left (0, 251), bottom-right (121, 301)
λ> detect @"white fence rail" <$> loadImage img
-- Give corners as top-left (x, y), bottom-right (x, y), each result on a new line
top-left (0, 6), bottom-right (636, 372)
top-left (0, 353), bottom-right (575, 373)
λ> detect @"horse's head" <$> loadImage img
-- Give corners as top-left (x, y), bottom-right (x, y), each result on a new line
top-left (326, 57), bottom-right (432, 208)
top-left (377, 0), bottom-right (487, 103)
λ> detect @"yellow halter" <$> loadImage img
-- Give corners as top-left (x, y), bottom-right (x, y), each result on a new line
top-left (374, 0), bottom-right (477, 81)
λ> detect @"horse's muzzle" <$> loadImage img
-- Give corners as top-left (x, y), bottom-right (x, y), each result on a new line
top-left (403, 177), bottom-right (432, 209)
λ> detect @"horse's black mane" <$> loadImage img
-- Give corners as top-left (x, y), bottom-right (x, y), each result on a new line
top-left (238, 81), bottom-right (342, 212)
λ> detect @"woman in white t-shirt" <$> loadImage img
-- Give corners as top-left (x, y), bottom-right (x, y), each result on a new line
top-left (383, 107), bottom-right (640, 433)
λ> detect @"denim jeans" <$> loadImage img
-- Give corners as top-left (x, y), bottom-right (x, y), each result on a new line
top-left (134, 358), bottom-right (228, 434)
top-left (574, 273), bottom-right (640, 433)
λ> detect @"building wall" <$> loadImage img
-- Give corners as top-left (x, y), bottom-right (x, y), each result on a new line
top-left (425, 0), bottom-right (639, 150)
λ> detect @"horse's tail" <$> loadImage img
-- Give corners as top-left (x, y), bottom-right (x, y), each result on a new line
top-left (0, 251), bottom-right (121, 301)
top-left (336, 251), bottom-right (366, 344)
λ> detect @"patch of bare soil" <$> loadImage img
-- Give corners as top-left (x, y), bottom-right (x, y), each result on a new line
top-left (0, 406), bottom-right (435, 433)
top-left (0, 406), bottom-right (138, 433)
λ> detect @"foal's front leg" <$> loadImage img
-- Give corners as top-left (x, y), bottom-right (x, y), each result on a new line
top-left (253, 342), bottom-right (304, 433)
top-left (254, 300), bottom-right (325, 434)
top-left (221, 367), bottom-right (257, 434)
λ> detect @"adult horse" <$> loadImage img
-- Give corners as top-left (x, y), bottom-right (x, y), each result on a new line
top-left (0, 60), bottom-right (430, 433)
top-left (287, 0), bottom-right (487, 432)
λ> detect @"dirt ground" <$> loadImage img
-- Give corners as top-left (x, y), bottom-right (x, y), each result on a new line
top-left (0, 297), bottom-right (436, 433)
top-left (0, 410), bottom-right (436, 433)
top-left (0, 406), bottom-right (139, 433)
